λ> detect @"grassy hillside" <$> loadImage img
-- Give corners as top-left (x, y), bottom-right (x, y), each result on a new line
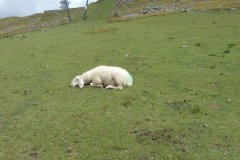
top-left (0, 0), bottom-right (240, 159)
top-left (115, 0), bottom-right (240, 16)
top-left (87, 0), bottom-right (116, 20)
top-left (0, 0), bottom-right (116, 38)
top-left (0, 8), bottom-right (84, 38)
top-left (1, 0), bottom-right (240, 37)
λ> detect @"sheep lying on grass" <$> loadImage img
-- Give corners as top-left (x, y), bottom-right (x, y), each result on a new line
top-left (71, 65), bottom-right (133, 89)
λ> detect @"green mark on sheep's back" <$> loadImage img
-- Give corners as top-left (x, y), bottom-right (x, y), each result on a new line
top-left (127, 73), bottom-right (133, 86)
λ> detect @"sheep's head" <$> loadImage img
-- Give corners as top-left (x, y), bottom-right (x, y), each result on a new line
top-left (71, 76), bottom-right (84, 88)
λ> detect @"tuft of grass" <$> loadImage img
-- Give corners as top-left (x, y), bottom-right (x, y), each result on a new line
top-left (223, 49), bottom-right (230, 54)
top-left (191, 105), bottom-right (201, 113)
top-left (227, 43), bottom-right (238, 49)
top-left (86, 27), bottom-right (118, 34)
top-left (222, 42), bottom-right (239, 54)
top-left (209, 53), bottom-right (217, 56)
top-left (196, 42), bottom-right (201, 46)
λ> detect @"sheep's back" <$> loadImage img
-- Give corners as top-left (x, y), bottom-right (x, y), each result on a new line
top-left (91, 66), bottom-right (132, 86)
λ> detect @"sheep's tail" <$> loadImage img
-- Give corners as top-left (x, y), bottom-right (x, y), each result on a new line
top-left (127, 73), bottom-right (133, 86)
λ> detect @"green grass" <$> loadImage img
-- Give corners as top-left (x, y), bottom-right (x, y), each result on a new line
top-left (0, 3), bottom-right (240, 160)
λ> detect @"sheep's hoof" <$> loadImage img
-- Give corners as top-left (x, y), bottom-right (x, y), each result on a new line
top-left (90, 82), bottom-right (103, 88)
top-left (106, 85), bottom-right (123, 89)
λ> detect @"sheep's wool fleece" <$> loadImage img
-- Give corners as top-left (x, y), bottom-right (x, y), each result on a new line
top-left (88, 66), bottom-right (133, 86)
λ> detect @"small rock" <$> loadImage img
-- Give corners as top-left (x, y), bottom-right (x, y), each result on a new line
top-left (183, 6), bottom-right (192, 12)
top-left (203, 123), bottom-right (208, 128)
top-left (152, 6), bottom-right (161, 11)
top-left (66, 147), bottom-right (73, 153)
top-left (140, 10), bottom-right (149, 14)
top-left (114, 12), bottom-right (121, 17)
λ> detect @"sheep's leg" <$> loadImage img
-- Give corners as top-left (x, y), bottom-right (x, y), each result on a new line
top-left (90, 82), bottom-right (103, 88)
top-left (106, 85), bottom-right (123, 90)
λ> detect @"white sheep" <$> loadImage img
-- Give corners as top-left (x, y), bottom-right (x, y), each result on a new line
top-left (71, 65), bottom-right (133, 89)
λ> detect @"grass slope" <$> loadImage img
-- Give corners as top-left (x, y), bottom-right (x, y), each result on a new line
top-left (0, 8), bottom-right (84, 38)
top-left (0, 1), bottom-right (240, 160)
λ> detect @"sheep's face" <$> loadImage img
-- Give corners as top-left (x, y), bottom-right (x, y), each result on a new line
top-left (71, 76), bottom-right (84, 88)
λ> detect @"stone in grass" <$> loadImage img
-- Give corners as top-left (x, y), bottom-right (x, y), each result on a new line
top-left (181, 45), bottom-right (188, 48)
top-left (66, 147), bottom-right (73, 153)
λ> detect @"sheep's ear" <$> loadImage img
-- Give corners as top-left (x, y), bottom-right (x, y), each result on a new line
top-left (79, 78), bottom-right (84, 88)
top-left (79, 84), bottom-right (84, 88)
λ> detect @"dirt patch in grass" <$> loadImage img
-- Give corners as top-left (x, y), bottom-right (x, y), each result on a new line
top-left (21, 147), bottom-right (39, 159)
top-left (206, 63), bottom-right (217, 69)
top-left (166, 99), bottom-right (189, 110)
top-left (71, 114), bottom-right (89, 124)
top-left (138, 155), bottom-right (156, 160)
top-left (132, 128), bottom-right (186, 146)
top-left (121, 100), bottom-right (133, 108)
top-left (191, 105), bottom-right (201, 113)
top-left (208, 103), bottom-right (221, 110)
top-left (121, 96), bottom-right (136, 108)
